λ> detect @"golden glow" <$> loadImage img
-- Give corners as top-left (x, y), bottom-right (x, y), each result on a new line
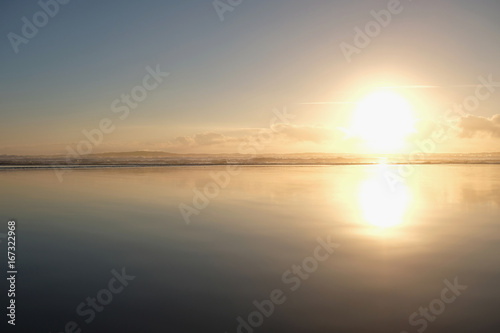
top-left (351, 90), bottom-right (415, 152)
top-left (358, 175), bottom-right (410, 228)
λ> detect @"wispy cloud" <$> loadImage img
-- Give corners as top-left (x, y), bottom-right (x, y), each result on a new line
top-left (382, 84), bottom-right (500, 89)
top-left (380, 85), bottom-right (441, 89)
top-left (299, 102), bottom-right (358, 105)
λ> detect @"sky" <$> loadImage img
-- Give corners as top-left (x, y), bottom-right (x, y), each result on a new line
top-left (1, 0), bottom-right (500, 155)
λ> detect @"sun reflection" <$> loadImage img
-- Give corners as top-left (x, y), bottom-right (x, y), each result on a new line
top-left (358, 174), bottom-right (410, 228)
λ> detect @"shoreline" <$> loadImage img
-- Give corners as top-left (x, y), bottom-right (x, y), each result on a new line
top-left (1, 161), bottom-right (500, 170)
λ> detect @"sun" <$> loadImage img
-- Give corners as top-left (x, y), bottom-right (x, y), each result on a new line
top-left (350, 90), bottom-right (416, 152)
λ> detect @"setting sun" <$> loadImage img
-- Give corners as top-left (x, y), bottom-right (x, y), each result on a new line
top-left (350, 90), bottom-right (416, 152)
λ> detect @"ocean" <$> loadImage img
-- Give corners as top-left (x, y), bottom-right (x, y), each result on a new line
top-left (1, 165), bottom-right (499, 332)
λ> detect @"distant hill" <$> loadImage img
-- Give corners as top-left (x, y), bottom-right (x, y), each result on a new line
top-left (1, 151), bottom-right (500, 167)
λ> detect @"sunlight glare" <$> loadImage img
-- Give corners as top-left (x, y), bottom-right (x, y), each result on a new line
top-left (358, 175), bottom-right (410, 228)
top-left (351, 90), bottom-right (416, 152)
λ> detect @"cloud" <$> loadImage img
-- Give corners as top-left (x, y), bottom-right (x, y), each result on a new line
top-left (171, 136), bottom-right (195, 146)
top-left (193, 132), bottom-right (227, 146)
top-left (272, 124), bottom-right (338, 143)
top-left (165, 125), bottom-right (339, 152)
top-left (458, 114), bottom-right (500, 138)
top-left (168, 132), bottom-right (243, 148)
